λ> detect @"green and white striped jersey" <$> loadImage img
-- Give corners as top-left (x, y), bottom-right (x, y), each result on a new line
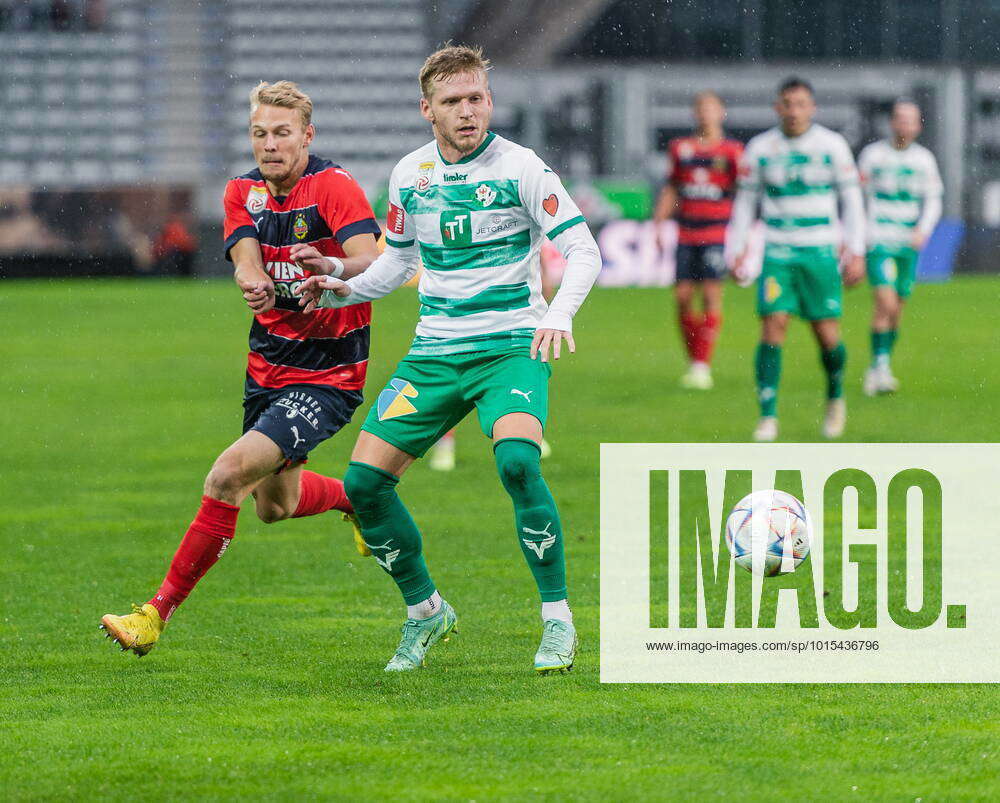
top-left (730, 124), bottom-right (865, 254)
top-left (857, 139), bottom-right (943, 247)
top-left (383, 131), bottom-right (589, 347)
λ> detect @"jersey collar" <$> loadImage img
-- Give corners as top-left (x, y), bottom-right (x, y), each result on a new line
top-left (437, 130), bottom-right (496, 165)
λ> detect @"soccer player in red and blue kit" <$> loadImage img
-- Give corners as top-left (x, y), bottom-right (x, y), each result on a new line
top-left (653, 91), bottom-right (743, 390)
top-left (100, 81), bottom-right (382, 656)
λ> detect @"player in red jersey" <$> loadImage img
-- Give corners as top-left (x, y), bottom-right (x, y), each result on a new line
top-left (653, 91), bottom-right (743, 390)
top-left (100, 81), bottom-right (382, 656)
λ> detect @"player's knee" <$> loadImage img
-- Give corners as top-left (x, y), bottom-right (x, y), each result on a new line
top-left (344, 463), bottom-right (393, 514)
top-left (204, 454), bottom-right (247, 501)
top-left (495, 442), bottom-right (541, 497)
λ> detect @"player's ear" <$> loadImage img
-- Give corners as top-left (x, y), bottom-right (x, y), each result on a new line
top-left (303, 123), bottom-right (315, 146)
top-left (420, 97), bottom-right (434, 125)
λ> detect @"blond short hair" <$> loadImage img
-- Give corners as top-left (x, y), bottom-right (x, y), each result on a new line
top-left (419, 44), bottom-right (491, 99)
top-left (249, 80), bottom-right (313, 129)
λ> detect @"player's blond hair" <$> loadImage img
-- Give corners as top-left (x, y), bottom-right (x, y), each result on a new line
top-left (419, 44), bottom-right (491, 99)
top-left (249, 81), bottom-right (313, 129)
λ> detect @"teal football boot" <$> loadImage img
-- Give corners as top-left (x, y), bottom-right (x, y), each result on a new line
top-left (384, 600), bottom-right (457, 672)
top-left (534, 619), bottom-right (577, 674)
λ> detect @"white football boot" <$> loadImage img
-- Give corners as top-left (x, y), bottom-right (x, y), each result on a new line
top-left (822, 398), bottom-right (847, 439)
top-left (752, 416), bottom-right (779, 442)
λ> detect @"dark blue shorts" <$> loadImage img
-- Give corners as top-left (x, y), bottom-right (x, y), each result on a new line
top-left (676, 244), bottom-right (727, 282)
top-left (242, 383), bottom-right (363, 466)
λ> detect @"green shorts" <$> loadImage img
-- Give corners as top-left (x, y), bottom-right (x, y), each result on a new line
top-left (362, 342), bottom-right (551, 458)
top-left (757, 244), bottom-right (842, 321)
top-left (867, 245), bottom-right (918, 299)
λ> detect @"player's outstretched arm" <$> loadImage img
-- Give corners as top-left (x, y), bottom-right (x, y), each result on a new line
top-left (295, 240), bottom-right (419, 312)
top-left (231, 237), bottom-right (275, 313)
top-left (288, 232), bottom-right (379, 279)
top-left (834, 140), bottom-right (866, 286)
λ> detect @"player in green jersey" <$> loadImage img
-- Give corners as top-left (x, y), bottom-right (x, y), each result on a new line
top-left (295, 46), bottom-right (602, 674)
top-left (857, 100), bottom-right (943, 395)
top-left (729, 77), bottom-right (865, 442)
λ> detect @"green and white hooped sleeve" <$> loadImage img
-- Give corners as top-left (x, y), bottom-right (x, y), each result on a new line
top-left (317, 165), bottom-right (420, 308)
top-left (521, 154), bottom-right (602, 332)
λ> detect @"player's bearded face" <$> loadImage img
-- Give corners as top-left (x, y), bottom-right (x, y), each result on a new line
top-left (422, 72), bottom-right (493, 155)
top-left (250, 105), bottom-right (314, 184)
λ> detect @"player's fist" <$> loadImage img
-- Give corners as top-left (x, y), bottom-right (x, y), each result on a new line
top-left (238, 276), bottom-right (275, 313)
top-left (842, 253), bottom-right (865, 287)
top-left (289, 243), bottom-right (331, 273)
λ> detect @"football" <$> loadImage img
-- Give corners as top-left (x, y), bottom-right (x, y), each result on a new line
top-left (725, 490), bottom-right (812, 576)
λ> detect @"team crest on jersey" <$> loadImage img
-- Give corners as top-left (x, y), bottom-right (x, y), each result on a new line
top-left (293, 213), bottom-right (308, 240)
top-left (377, 378), bottom-right (419, 421)
top-left (415, 161), bottom-right (435, 193)
top-left (475, 183), bottom-right (497, 206)
top-left (246, 185), bottom-right (268, 215)
top-left (542, 194), bottom-right (559, 216)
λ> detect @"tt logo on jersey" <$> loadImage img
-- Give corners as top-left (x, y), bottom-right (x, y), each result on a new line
top-left (377, 378), bottom-right (419, 421)
top-left (293, 213), bottom-right (308, 240)
top-left (415, 161), bottom-right (435, 193)
top-left (475, 183), bottom-right (496, 206)
top-left (440, 211), bottom-right (472, 247)
top-left (246, 185), bottom-right (267, 215)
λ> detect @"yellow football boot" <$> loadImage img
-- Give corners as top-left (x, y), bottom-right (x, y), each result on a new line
top-left (99, 603), bottom-right (165, 657)
top-left (344, 512), bottom-right (371, 557)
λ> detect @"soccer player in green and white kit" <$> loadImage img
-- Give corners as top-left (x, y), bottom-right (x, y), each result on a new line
top-left (296, 45), bottom-right (601, 674)
top-left (729, 78), bottom-right (865, 442)
top-left (857, 100), bottom-right (942, 395)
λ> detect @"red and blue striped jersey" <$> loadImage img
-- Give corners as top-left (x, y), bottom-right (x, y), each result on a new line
top-left (666, 137), bottom-right (743, 246)
top-left (223, 155), bottom-right (381, 393)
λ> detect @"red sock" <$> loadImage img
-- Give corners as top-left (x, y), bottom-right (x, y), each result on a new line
top-left (292, 470), bottom-right (352, 517)
top-left (148, 496), bottom-right (239, 621)
top-left (679, 312), bottom-right (702, 361)
top-left (693, 311), bottom-right (722, 364)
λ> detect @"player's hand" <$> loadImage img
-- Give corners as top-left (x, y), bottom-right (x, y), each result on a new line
top-left (842, 253), bottom-right (865, 287)
top-left (531, 328), bottom-right (575, 363)
top-left (729, 249), bottom-right (749, 283)
top-left (294, 274), bottom-right (350, 313)
top-left (289, 243), bottom-right (332, 274)
top-left (238, 276), bottom-right (275, 313)
top-left (910, 231), bottom-right (927, 250)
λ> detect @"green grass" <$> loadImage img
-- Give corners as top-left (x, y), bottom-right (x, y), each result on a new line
top-left (1, 277), bottom-right (998, 801)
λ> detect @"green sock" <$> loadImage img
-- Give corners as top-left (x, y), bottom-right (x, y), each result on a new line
top-left (344, 461), bottom-right (435, 605)
top-left (871, 330), bottom-right (896, 367)
top-left (821, 342), bottom-right (847, 400)
top-left (494, 438), bottom-right (567, 602)
top-left (755, 342), bottom-right (782, 417)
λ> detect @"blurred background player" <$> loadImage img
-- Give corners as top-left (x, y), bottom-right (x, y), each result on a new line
top-left (729, 77), bottom-right (865, 442)
top-left (858, 99), bottom-right (943, 395)
top-left (653, 91), bottom-right (742, 390)
top-left (428, 239), bottom-right (559, 470)
top-left (99, 82), bottom-right (381, 656)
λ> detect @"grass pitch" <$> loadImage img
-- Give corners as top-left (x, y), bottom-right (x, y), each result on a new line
top-left (2, 276), bottom-right (998, 800)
